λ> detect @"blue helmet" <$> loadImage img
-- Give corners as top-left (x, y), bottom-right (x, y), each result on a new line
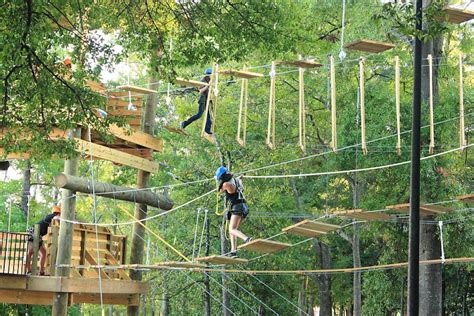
top-left (215, 166), bottom-right (228, 180)
top-left (204, 67), bottom-right (212, 75)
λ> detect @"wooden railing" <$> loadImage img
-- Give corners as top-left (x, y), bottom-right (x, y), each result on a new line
top-left (0, 231), bottom-right (29, 275)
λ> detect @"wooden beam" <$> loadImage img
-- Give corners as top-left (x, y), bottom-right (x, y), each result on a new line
top-left (108, 124), bottom-right (163, 152)
top-left (0, 289), bottom-right (54, 305)
top-left (107, 99), bottom-right (143, 108)
top-left (218, 69), bottom-right (264, 79)
top-left (116, 85), bottom-right (157, 94)
top-left (344, 40), bottom-right (395, 53)
top-left (153, 261), bottom-right (206, 269)
top-left (70, 293), bottom-right (139, 306)
top-left (195, 255), bottom-right (248, 265)
top-left (175, 77), bottom-right (208, 88)
top-left (108, 109), bottom-right (143, 117)
top-left (238, 239), bottom-right (291, 254)
top-left (75, 138), bottom-right (160, 173)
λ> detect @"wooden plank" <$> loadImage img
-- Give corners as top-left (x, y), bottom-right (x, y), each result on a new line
top-left (457, 193), bottom-right (474, 204)
top-left (0, 289), bottom-right (54, 305)
top-left (294, 220), bottom-right (340, 232)
top-left (238, 239), bottom-right (291, 254)
top-left (108, 109), bottom-right (142, 117)
top-left (108, 124), bottom-right (163, 152)
top-left (107, 99), bottom-right (143, 108)
top-left (153, 261), bottom-right (206, 269)
top-left (282, 226), bottom-right (325, 238)
top-left (70, 293), bottom-right (139, 306)
top-left (386, 203), bottom-right (453, 216)
top-left (75, 138), bottom-right (160, 173)
top-left (108, 91), bottom-right (144, 99)
top-left (344, 40), bottom-right (395, 53)
top-left (438, 7), bottom-right (474, 24)
top-left (163, 125), bottom-right (188, 135)
top-left (218, 69), bottom-right (264, 79)
top-left (86, 80), bottom-right (107, 94)
top-left (333, 209), bottom-right (392, 221)
top-left (116, 85), bottom-right (157, 94)
top-left (276, 60), bottom-right (323, 68)
top-left (104, 252), bottom-right (130, 280)
top-left (61, 278), bottom-right (149, 294)
top-left (195, 255), bottom-right (248, 265)
top-left (175, 77), bottom-right (208, 88)
top-left (0, 275), bottom-right (27, 289)
top-left (114, 148), bottom-right (153, 160)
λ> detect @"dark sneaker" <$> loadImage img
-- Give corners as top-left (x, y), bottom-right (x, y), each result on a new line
top-left (225, 251), bottom-right (237, 258)
top-left (180, 122), bottom-right (185, 129)
top-left (245, 237), bottom-right (252, 244)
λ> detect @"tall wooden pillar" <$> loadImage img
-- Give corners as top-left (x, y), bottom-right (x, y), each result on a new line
top-left (127, 78), bottom-right (157, 316)
top-left (52, 129), bottom-right (81, 316)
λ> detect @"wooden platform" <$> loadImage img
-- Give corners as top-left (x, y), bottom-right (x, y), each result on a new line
top-left (218, 69), bottom-right (264, 79)
top-left (282, 220), bottom-right (340, 237)
top-left (195, 255), bottom-right (248, 265)
top-left (0, 275), bottom-right (147, 306)
top-left (345, 40), bottom-right (395, 53)
top-left (238, 239), bottom-right (291, 254)
top-left (164, 125), bottom-right (188, 135)
top-left (457, 194), bottom-right (474, 204)
top-left (276, 60), bottom-right (322, 68)
top-left (175, 77), bottom-right (208, 88)
top-left (333, 209), bottom-right (392, 221)
top-left (437, 7), bottom-right (474, 24)
top-left (386, 203), bottom-right (453, 217)
top-left (153, 261), bottom-right (205, 269)
top-left (117, 85), bottom-right (157, 94)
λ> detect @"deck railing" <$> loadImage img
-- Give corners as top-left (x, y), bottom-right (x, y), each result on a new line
top-left (0, 231), bottom-right (29, 275)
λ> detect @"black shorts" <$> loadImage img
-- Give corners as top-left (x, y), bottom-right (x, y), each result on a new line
top-left (227, 202), bottom-right (249, 220)
top-left (27, 237), bottom-right (43, 249)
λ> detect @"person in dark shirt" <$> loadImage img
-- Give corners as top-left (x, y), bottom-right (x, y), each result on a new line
top-left (216, 166), bottom-right (252, 258)
top-left (180, 68), bottom-right (213, 135)
top-left (25, 206), bottom-right (61, 275)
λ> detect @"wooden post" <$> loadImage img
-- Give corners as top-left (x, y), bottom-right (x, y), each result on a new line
top-left (49, 226), bottom-right (59, 276)
top-left (237, 68), bottom-right (249, 147)
top-left (459, 54), bottom-right (466, 149)
top-left (203, 210), bottom-right (211, 316)
top-left (52, 129), bottom-right (81, 316)
top-left (395, 56), bottom-right (401, 155)
top-left (127, 78), bottom-right (157, 316)
top-left (428, 54), bottom-right (435, 154)
top-left (298, 56), bottom-right (306, 153)
top-left (31, 224), bottom-right (40, 275)
top-left (330, 55), bottom-right (337, 152)
top-left (359, 57), bottom-right (367, 155)
top-left (266, 61), bottom-right (276, 149)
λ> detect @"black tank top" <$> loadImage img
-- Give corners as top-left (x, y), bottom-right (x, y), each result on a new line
top-left (224, 178), bottom-right (245, 206)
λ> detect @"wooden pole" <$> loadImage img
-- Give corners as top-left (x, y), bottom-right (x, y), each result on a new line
top-left (359, 57), bottom-right (367, 155)
top-left (31, 224), bottom-right (40, 275)
top-left (395, 56), bottom-right (401, 155)
top-left (330, 55), bottom-right (337, 152)
top-left (237, 69), bottom-right (249, 147)
top-left (428, 54), bottom-right (435, 154)
top-left (52, 128), bottom-right (81, 316)
top-left (298, 56), bottom-right (306, 153)
top-left (203, 210), bottom-right (211, 316)
top-left (266, 61), bottom-right (276, 149)
top-left (459, 54), bottom-right (466, 149)
top-left (127, 78), bottom-right (157, 316)
top-left (55, 173), bottom-right (173, 210)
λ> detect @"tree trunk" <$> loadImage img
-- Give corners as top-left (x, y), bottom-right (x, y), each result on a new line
top-left (127, 78), bottom-right (157, 316)
top-left (55, 173), bottom-right (173, 210)
top-left (419, 219), bottom-right (442, 315)
top-left (52, 129), bottom-right (81, 316)
top-left (220, 215), bottom-right (231, 316)
top-left (313, 239), bottom-right (332, 316)
top-left (20, 160), bottom-right (31, 218)
top-left (161, 271), bottom-right (170, 316)
top-left (298, 278), bottom-right (307, 316)
top-left (350, 175), bottom-right (362, 316)
top-left (204, 211), bottom-right (211, 316)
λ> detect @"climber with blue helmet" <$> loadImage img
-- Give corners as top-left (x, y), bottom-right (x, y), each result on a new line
top-left (180, 67), bottom-right (213, 135)
top-left (215, 166), bottom-right (252, 258)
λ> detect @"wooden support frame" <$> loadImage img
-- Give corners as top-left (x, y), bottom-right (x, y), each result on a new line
top-left (195, 255), bottom-right (248, 265)
top-left (238, 239), bottom-right (291, 254)
top-left (345, 40), bottom-right (395, 53)
top-left (117, 85), bottom-right (157, 95)
top-left (237, 70), bottom-right (249, 147)
top-left (75, 138), bottom-right (160, 173)
top-left (395, 56), bottom-right (401, 155)
top-left (428, 54), bottom-right (435, 154)
top-left (219, 69), bottom-right (263, 79)
top-left (330, 55), bottom-right (337, 152)
top-left (298, 56), bottom-right (306, 152)
top-left (359, 57), bottom-right (368, 155)
top-left (266, 61), bottom-right (277, 149)
top-left (459, 54), bottom-right (466, 149)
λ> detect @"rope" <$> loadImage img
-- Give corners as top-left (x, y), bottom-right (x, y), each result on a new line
top-left (197, 209), bottom-right (208, 258)
top-left (395, 56), bottom-right (401, 155)
top-left (439, 221), bottom-right (445, 264)
top-left (237, 67), bottom-right (249, 147)
top-left (298, 56), bottom-right (306, 152)
top-left (459, 54), bottom-right (467, 149)
top-left (330, 55), bottom-right (337, 152)
top-left (266, 61), bottom-right (277, 149)
top-left (359, 57), bottom-right (367, 155)
top-left (119, 205), bottom-right (191, 262)
top-left (339, 0), bottom-right (347, 61)
top-left (428, 54), bottom-right (435, 154)
top-left (192, 208), bottom-right (201, 261)
top-left (245, 144), bottom-right (473, 179)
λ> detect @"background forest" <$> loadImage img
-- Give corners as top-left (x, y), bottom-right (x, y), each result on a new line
top-left (0, 0), bottom-right (472, 315)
